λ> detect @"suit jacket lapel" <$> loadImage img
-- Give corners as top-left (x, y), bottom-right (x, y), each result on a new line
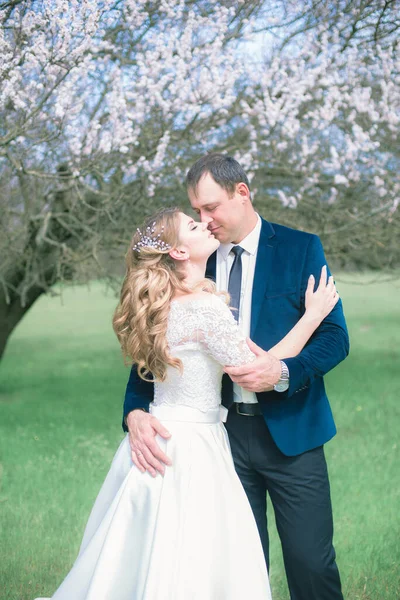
top-left (251, 219), bottom-right (277, 338)
top-left (206, 251), bottom-right (217, 282)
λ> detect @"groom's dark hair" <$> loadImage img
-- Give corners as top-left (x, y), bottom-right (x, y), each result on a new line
top-left (186, 153), bottom-right (251, 198)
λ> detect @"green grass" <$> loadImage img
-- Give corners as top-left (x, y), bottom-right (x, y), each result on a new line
top-left (0, 276), bottom-right (399, 600)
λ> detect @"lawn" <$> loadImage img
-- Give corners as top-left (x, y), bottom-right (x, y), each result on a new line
top-left (0, 276), bottom-right (399, 600)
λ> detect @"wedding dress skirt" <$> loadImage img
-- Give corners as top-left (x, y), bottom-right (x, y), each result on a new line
top-left (35, 404), bottom-right (271, 600)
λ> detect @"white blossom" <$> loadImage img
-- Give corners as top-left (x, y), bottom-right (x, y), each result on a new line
top-left (1, 0), bottom-right (399, 215)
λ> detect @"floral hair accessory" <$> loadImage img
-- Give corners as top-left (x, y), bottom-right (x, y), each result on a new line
top-left (132, 222), bottom-right (171, 253)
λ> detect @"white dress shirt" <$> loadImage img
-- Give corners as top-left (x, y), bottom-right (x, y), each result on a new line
top-left (216, 214), bottom-right (262, 404)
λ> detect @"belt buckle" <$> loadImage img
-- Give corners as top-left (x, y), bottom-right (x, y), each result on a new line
top-left (235, 403), bottom-right (254, 417)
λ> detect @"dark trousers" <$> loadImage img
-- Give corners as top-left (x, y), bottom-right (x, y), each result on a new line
top-left (225, 410), bottom-right (344, 600)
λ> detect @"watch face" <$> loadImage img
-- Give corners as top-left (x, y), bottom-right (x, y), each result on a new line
top-left (274, 382), bottom-right (289, 393)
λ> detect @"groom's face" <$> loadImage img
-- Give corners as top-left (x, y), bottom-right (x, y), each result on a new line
top-left (188, 173), bottom-right (249, 244)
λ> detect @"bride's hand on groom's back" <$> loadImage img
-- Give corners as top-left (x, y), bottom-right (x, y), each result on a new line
top-left (126, 410), bottom-right (172, 477)
top-left (305, 265), bottom-right (339, 323)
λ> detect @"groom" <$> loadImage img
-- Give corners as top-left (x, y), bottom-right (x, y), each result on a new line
top-left (123, 153), bottom-right (349, 600)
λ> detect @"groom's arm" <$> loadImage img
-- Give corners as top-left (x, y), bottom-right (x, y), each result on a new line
top-left (283, 234), bottom-right (349, 397)
top-left (122, 366), bottom-right (154, 432)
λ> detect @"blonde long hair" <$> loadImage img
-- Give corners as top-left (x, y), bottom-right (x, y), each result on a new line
top-left (113, 207), bottom-right (216, 382)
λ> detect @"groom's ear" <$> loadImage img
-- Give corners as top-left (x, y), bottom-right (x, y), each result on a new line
top-left (169, 247), bottom-right (189, 261)
top-left (236, 182), bottom-right (250, 203)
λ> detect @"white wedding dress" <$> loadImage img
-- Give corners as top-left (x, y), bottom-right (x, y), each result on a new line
top-left (35, 294), bottom-right (272, 600)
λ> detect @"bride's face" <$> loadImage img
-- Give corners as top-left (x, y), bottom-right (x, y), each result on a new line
top-left (174, 212), bottom-right (220, 262)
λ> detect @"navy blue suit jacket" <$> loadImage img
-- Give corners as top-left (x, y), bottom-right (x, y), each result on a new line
top-left (122, 218), bottom-right (349, 456)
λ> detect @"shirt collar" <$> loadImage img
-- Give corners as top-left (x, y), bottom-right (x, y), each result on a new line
top-left (218, 214), bottom-right (262, 261)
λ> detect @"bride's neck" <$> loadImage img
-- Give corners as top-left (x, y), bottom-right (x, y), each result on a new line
top-left (180, 259), bottom-right (207, 291)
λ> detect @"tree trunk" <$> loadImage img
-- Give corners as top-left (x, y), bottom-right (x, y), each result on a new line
top-left (0, 284), bottom-right (45, 361)
top-left (0, 165), bottom-right (84, 362)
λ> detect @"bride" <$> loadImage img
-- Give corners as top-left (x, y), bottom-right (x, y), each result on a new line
top-left (35, 207), bottom-right (338, 600)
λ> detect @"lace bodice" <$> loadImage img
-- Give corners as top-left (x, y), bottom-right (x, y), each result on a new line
top-left (153, 294), bottom-right (255, 412)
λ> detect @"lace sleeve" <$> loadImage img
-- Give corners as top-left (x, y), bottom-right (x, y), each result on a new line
top-left (196, 296), bottom-right (256, 367)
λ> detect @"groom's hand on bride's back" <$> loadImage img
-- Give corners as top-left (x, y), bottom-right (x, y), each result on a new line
top-left (126, 410), bottom-right (172, 477)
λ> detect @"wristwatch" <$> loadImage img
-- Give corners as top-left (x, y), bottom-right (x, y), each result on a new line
top-left (274, 361), bottom-right (290, 392)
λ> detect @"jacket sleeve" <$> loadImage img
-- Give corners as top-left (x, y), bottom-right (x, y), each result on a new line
top-left (122, 366), bottom-right (154, 432)
top-left (283, 234), bottom-right (350, 397)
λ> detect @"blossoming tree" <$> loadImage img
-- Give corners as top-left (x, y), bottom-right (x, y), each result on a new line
top-left (0, 0), bottom-right (265, 358)
top-left (0, 0), bottom-right (398, 359)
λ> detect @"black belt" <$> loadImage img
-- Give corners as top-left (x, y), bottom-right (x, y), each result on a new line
top-left (233, 402), bottom-right (262, 417)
